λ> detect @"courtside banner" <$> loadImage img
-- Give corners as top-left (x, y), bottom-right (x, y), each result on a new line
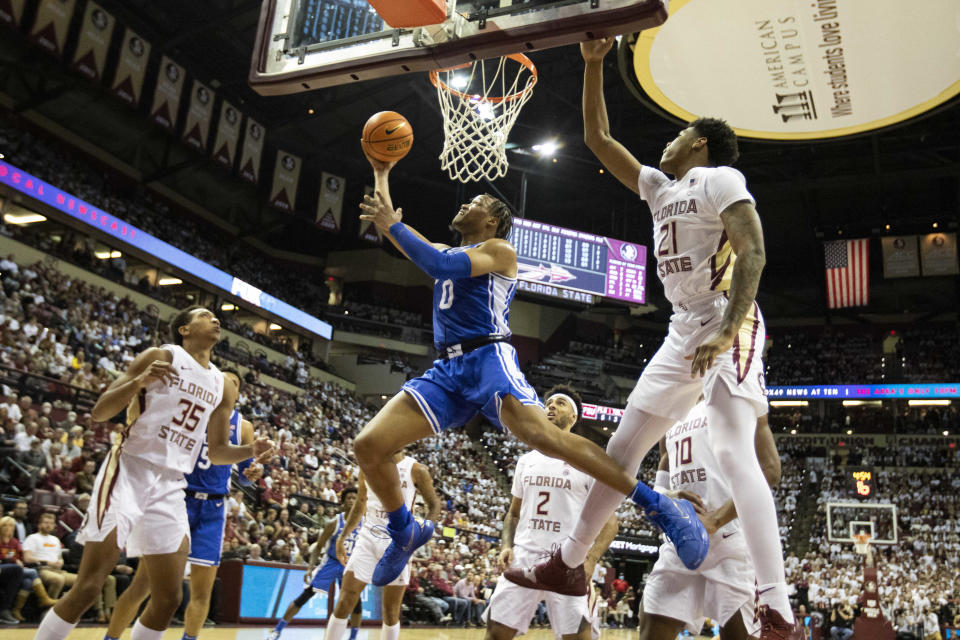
top-left (0, 0), bottom-right (27, 27)
top-left (269, 150), bottom-right (301, 211)
top-left (316, 172), bottom-right (344, 232)
top-left (212, 100), bottom-right (241, 169)
top-left (182, 80), bottom-right (215, 151)
top-left (238, 118), bottom-right (265, 183)
top-left (629, 0), bottom-right (960, 140)
top-left (767, 384), bottom-right (960, 399)
top-left (112, 28), bottom-right (151, 107)
top-left (880, 236), bottom-right (919, 279)
top-left (150, 56), bottom-right (186, 132)
top-left (71, 1), bottom-right (114, 81)
top-left (920, 232), bottom-right (959, 277)
top-left (29, 0), bottom-right (76, 56)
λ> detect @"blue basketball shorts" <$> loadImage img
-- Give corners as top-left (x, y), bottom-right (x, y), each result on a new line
top-left (402, 341), bottom-right (544, 434)
top-left (185, 495), bottom-right (227, 567)
top-left (310, 558), bottom-right (346, 592)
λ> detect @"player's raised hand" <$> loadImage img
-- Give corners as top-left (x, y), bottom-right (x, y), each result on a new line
top-left (363, 149), bottom-right (398, 174)
top-left (243, 462), bottom-right (264, 483)
top-left (580, 37), bottom-right (615, 62)
top-left (685, 330), bottom-right (736, 378)
top-left (498, 546), bottom-right (513, 570)
top-left (135, 360), bottom-right (178, 388)
top-left (252, 437), bottom-right (275, 462)
top-left (359, 190), bottom-right (402, 232)
top-left (335, 537), bottom-right (347, 565)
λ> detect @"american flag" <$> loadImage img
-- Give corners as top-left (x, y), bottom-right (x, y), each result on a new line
top-left (825, 239), bottom-right (869, 308)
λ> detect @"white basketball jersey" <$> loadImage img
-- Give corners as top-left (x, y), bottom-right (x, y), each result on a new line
top-left (511, 450), bottom-right (593, 554)
top-left (364, 455), bottom-right (417, 530)
top-left (664, 402), bottom-right (732, 516)
top-left (121, 344), bottom-right (225, 474)
top-left (637, 165), bottom-right (756, 307)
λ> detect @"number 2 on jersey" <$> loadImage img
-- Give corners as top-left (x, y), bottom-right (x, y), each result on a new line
top-left (438, 279), bottom-right (455, 309)
top-left (657, 221), bottom-right (679, 257)
top-left (536, 491), bottom-right (550, 515)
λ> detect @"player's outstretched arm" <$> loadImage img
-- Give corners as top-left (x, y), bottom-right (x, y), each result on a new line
top-left (498, 497), bottom-right (522, 569)
top-left (208, 380), bottom-right (274, 465)
top-left (412, 462), bottom-right (442, 522)
top-left (91, 347), bottom-right (173, 422)
top-left (337, 472), bottom-right (367, 564)
top-left (581, 38), bottom-right (643, 195)
top-left (235, 418), bottom-right (260, 486)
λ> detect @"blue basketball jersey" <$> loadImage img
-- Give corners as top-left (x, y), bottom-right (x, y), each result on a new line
top-left (325, 513), bottom-right (362, 562)
top-left (185, 409), bottom-right (240, 494)
top-left (432, 245), bottom-right (517, 350)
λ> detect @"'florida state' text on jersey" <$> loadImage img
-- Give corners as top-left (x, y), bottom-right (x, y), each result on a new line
top-left (432, 244), bottom-right (516, 350)
top-left (363, 455), bottom-right (417, 530)
top-left (638, 165), bottom-right (756, 306)
top-left (122, 344), bottom-right (225, 474)
top-left (184, 409), bottom-right (240, 494)
top-left (511, 450), bottom-right (593, 553)
top-left (664, 402), bottom-right (733, 521)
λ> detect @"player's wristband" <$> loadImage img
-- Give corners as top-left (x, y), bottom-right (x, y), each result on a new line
top-left (654, 470), bottom-right (670, 495)
top-left (389, 222), bottom-right (472, 280)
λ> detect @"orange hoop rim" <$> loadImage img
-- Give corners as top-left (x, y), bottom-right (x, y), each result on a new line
top-left (429, 53), bottom-right (538, 104)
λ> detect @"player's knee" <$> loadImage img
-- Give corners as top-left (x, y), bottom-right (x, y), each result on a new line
top-left (383, 610), bottom-right (401, 626)
top-left (150, 582), bottom-right (183, 614)
top-left (69, 580), bottom-right (102, 607)
top-left (353, 431), bottom-right (381, 466)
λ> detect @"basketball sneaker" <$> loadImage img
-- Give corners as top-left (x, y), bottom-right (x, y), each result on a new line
top-left (372, 518), bottom-right (435, 586)
top-left (504, 546), bottom-right (587, 596)
top-left (265, 631), bottom-right (281, 640)
top-left (643, 493), bottom-right (710, 570)
top-left (757, 605), bottom-right (805, 640)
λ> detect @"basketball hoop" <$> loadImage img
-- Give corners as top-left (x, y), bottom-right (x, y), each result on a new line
top-left (429, 53), bottom-right (537, 183)
top-left (853, 532), bottom-right (872, 555)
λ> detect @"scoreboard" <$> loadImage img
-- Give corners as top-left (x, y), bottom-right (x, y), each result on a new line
top-left (508, 218), bottom-right (647, 305)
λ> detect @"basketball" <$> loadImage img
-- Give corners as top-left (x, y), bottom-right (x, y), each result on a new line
top-left (361, 111), bottom-right (413, 162)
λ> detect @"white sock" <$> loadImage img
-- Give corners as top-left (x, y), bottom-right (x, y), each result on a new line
top-left (131, 620), bottom-right (165, 640)
top-left (705, 382), bottom-right (793, 624)
top-left (561, 405), bottom-right (674, 566)
top-left (35, 608), bottom-right (78, 640)
top-left (325, 615), bottom-right (349, 640)
top-left (380, 622), bottom-right (400, 640)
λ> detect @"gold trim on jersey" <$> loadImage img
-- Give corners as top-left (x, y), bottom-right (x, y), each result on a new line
top-left (710, 231), bottom-right (735, 292)
top-left (731, 302), bottom-right (761, 384)
top-left (95, 444), bottom-right (122, 529)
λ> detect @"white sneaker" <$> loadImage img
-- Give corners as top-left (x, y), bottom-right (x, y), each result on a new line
top-left (266, 630), bottom-right (281, 640)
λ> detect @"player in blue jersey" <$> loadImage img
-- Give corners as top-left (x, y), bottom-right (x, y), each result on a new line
top-left (104, 370), bottom-right (260, 640)
top-left (267, 488), bottom-right (363, 640)
top-left (354, 152), bottom-right (709, 592)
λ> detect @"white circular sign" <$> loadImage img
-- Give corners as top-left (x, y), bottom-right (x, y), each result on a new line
top-left (633, 0), bottom-right (960, 140)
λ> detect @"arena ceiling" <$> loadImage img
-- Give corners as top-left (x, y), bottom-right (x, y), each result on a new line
top-left (0, 0), bottom-right (958, 322)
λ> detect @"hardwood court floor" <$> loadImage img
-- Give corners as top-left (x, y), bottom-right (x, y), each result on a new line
top-left (4, 625), bottom-right (708, 639)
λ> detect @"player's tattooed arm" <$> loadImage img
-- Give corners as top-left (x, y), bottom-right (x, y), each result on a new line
top-left (91, 347), bottom-right (173, 421)
top-left (584, 513), bottom-right (618, 579)
top-left (412, 462), bottom-right (442, 523)
top-left (337, 473), bottom-right (367, 565)
top-left (498, 497), bottom-right (522, 569)
top-left (581, 37), bottom-right (643, 195)
top-left (688, 200), bottom-right (766, 377)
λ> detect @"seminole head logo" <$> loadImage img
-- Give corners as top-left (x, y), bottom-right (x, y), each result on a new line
top-left (619, 243), bottom-right (639, 262)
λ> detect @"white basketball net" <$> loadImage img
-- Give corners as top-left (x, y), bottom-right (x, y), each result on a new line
top-left (853, 533), bottom-right (871, 555)
top-left (431, 54), bottom-right (537, 183)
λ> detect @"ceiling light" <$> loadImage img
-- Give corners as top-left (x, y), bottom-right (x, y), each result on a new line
top-left (846, 429), bottom-right (853, 435)
top-left (790, 429), bottom-right (797, 434)
top-left (3, 213), bottom-right (46, 225)
top-left (451, 74), bottom-right (469, 89)
top-left (933, 222), bottom-right (939, 229)
top-left (269, 323), bottom-right (282, 331)
top-left (769, 400), bottom-right (808, 407)
top-left (95, 250), bottom-right (122, 259)
top-left (531, 141), bottom-right (558, 157)
top-left (220, 303), bottom-right (236, 311)
top-left (307, 107), bottom-right (315, 115)
top-left (0, 153), bottom-right (5, 159)
top-left (476, 101), bottom-right (495, 120)
top-left (885, 224), bottom-right (890, 231)
top-left (158, 277), bottom-right (182, 286)
top-left (598, 169), bottom-right (604, 174)
top-left (908, 399), bottom-right (950, 406)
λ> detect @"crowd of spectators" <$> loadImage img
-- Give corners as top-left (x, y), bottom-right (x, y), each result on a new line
top-left (764, 328), bottom-right (886, 385)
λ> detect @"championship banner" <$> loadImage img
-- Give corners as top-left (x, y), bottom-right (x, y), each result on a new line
top-left (0, 0), bottom-right (27, 28)
top-left (112, 29), bottom-right (151, 107)
top-left (150, 56), bottom-right (186, 132)
top-left (880, 235), bottom-right (919, 279)
top-left (269, 151), bottom-right (301, 211)
top-left (71, 2), bottom-right (114, 81)
top-left (628, 0), bottom-right (960, 141)
top-left (182, 80), bottom-right (215, 151)
top-left (920, 232), bottom-right (959, 277)
top-left (212, 100), bottom-right (241, 169)
top-left (358, 184), bottom-right (381, 243)
top-left (238, 118), bottom-right (265, 184)
top-left (315, 173), bottom-right (345, 232)
top-left (29, 0), bottom-right (76, 56)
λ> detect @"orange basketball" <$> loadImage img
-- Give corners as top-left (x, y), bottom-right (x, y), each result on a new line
top-left (361, 111), bottom-right (413, 162)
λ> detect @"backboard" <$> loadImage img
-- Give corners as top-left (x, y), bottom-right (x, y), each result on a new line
top-left (250, 0), bottom-right (668, 95)
top-left (826, 502), bottom-right (898, 546)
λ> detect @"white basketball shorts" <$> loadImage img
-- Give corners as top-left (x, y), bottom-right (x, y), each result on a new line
top-left (343, 526), bottom-right (409, 586)
top-left (78, 447), bottom-right (190, 557)
top-left (627, 293), bottom-right (768, 422)
top-left (486, 547), bottom-right (596, 637)
top-left (642, 527), bottom-right (759, 635)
